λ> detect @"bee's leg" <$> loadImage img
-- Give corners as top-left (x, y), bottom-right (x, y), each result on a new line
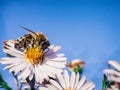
top-left (40, 53), bottom-right (45, 64)
top-left (23, 40), bottom-right (27, 49)
top-left (21, 39), bottom-right (27, 49)
top-left (44, 48), bottom-right (49, 54)
top-left (14, 43), bottom-right (18, 48)
top-left (25, 47), bottom-right (28, 52)
top-left (31, 41), bottom-right (34, 47)
top-left (31, 38), bottom-right (35, 47)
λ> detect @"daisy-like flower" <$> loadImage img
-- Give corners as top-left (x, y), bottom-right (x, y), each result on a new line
top-left (103, 60), bottom-right (120, 89)
top-left (46, 70), bottom-right (95, 90)
top-left (0, 40), bottom-right (67, 83)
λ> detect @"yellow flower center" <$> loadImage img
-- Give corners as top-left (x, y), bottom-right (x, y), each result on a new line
top-left (25, 47), bottom-right (44, 65)
top-left (64, 88), bottom-right (74, 90)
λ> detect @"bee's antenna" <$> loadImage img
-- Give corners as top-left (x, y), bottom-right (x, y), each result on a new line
top-left (19, 25), bottom-right (37, 35)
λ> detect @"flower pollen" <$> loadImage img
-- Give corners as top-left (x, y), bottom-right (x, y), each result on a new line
top-left (25, 47), bottom-right (44, 65)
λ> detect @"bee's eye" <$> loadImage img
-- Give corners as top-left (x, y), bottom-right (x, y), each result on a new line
top-left (40, 41), bottom-right (45, 46)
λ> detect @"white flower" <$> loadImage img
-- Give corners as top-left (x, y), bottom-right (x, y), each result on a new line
top-left (103, 60), bottom-right (120, 90)
top-left (103, 60), bottom-right (120, 83)
top-left (46, 70), bottom-right (95, 90)
top-left (0, 40), bottom-right (67, 83)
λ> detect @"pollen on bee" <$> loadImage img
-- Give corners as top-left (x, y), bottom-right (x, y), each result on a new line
top-left (25, 47), bottom-right (44, 64)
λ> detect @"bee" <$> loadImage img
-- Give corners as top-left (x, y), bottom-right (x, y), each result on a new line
top-left (15, 26), bottom-right (50, 51)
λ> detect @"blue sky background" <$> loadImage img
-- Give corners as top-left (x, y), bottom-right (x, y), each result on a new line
top-left (0, 0), bottom-right (120, 90)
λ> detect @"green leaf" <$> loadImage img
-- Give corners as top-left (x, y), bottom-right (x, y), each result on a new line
top-left (102, 74), bottom-right (107, 90)
top-left (102, 74), bottom-right (114, 90)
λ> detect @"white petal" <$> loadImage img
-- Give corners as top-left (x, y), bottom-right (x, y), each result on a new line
top-left (40, 65), bottom-right (55, 78)
top-left (8, 62), bottom-right (27, 74)
top-left (109, 60), bottom-right (120, 71)
top-left (57, 72), bottom-right (66, 89)
top-left (3, 49), bottom-right (24, 57)
top-left (87, 82), bottom-right (96, 90)
top-left (111, 85), bottom-right (119, 90)
top-left (56, 53), bottom-right (65, 57)
top-left (38, 87), bottom-right (49, 90)
top-left (45, 60), bottom-right (66, 68)
top-left (104, 69), bottom-right (120, 77)
top-left (1, 58), bottom-right (23, 64)
top-left (70, 71), bottom-right (75, 89)
top-left (74, 73), bottom-right (80, 89)
top-left (43, 64), bottom-right (63, 73)
top-left (106, 88), bottom-right (113, 90)
top-left (63, 70), bottom-right (69, 89)
top-left (46, 56), bottom-right (67, 62)
top-left (35, 65), bottom-right (50, 83)
top-left (109, 76), bottom-right (120, 82)
top-left (37, 65), bottom-right (49, 80)
top-left (5, 40), bottom-right (15, 47)
top-left (50, 79), bottom-right (63, 90)
top-left (28, 65), bottom-right (34, 80)
top-left (46, 85), bottom-right (59, 90)
top-left (4, 63), bottom-right (19, 70)
top-left (3, 45), bottom-right (24, 56)
top-left (18, 66), bottom-right (30, 79)
top-left (53, 46), bottom-right (61, 52)
top-left (76, 75), bottom-right (86, 89)
top-left (45, 45), bottom-right (55, 56)
top-left (80, 82), bottom-right (95, 90)
top-left (35, 66), bottom-right (41, 82)
top-left (50, 57), bottom-right (67, 62)
top-left (22, 85), bottom-right (31, 90)
top-left (1, 57), bottom-right (15, 61)
top-left (29, 73), bottom-right (34, 81)
top-left (45, 45), bottom-right (61, 56)
top-left (45, 53), bottom-right (64, 58)
top-left (35, 66), bottom-right (45, 83)
top-left (49, 45), bottom-right (55, 49)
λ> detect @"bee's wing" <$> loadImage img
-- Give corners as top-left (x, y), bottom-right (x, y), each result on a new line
top-left (19, 25), bottom-right (37, 36)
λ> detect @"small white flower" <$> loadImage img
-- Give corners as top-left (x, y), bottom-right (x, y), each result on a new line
top-left (46, 70), bottom-right (95, 90)
top-left (103, 60), bottom-right (120, 83)
top-left (0, 40), bottom-right (67, 83)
